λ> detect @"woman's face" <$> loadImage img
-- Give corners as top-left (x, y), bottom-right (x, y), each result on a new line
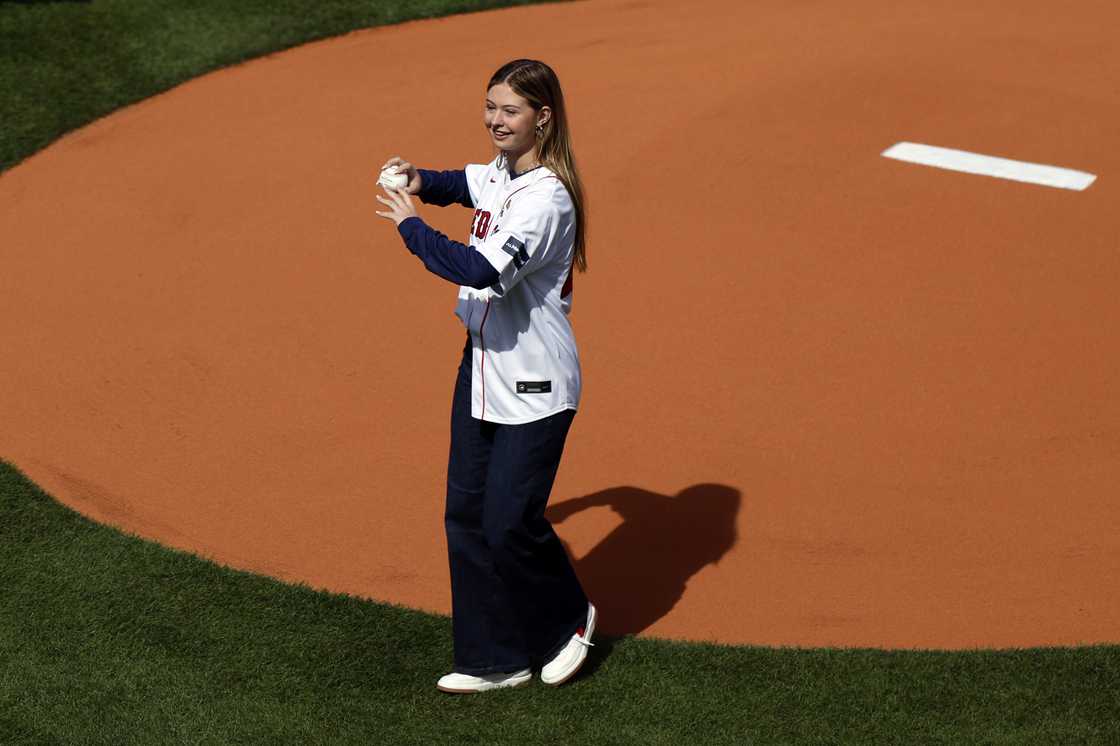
top-left (484, 83), bottom-right (544, 158)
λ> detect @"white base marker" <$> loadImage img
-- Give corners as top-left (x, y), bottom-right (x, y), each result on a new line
top-left (882, 142), bottom-right (1096, 191)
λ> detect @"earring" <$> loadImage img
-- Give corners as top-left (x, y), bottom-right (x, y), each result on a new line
top-left (535, 123), bottom-right (544, 138)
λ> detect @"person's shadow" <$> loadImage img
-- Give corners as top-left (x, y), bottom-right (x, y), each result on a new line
top-left (545, 483), bottom-right (742, 637)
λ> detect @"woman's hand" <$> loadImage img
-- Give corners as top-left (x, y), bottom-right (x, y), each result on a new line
top-left (375, 185), bottom-right (419, 226)
top-left (382, 156), bottom-right (422, 194)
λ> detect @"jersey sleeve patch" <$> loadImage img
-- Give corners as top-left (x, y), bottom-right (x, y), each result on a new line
top-left (501, 236), bottom-right (530, 269)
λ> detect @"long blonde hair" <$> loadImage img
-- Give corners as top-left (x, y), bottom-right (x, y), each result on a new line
top-left (488, 59), bottom-right (587, 272)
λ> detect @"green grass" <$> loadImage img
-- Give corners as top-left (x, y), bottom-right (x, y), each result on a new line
top-left (3, 460), bottom-right (1120, 744)
top-left (0, 0), bottom-right (554, 173)
top-left (2, 2), bottom-right (1120, 743)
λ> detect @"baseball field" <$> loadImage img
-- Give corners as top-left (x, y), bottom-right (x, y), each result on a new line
top-left (3, 0), bottom-right (1120, 742)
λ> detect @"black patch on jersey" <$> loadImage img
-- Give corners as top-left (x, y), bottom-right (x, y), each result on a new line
top-left (514, 245), bottom-right (529, 269)
top-left (501, 237), bottom-right (530, 269)
top-left (516, 381), bottom-right (552, 394)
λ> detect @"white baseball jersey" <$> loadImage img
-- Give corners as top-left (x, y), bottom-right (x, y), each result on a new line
top-left (456, 157), bottom-right (581, 424)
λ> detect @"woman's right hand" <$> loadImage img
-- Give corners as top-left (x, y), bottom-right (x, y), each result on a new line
top-left (382, 156), bottom-right (422, 194)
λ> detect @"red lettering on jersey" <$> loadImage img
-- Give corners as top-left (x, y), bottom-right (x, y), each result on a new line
top-left (471, 209), bottom-right (492, 239)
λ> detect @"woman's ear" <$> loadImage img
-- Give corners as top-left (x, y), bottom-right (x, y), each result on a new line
top-left (537, 105), bottom-right (552, 128)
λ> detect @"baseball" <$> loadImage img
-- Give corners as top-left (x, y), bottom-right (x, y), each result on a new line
top-left (378, 166), bottom-right (409, 191)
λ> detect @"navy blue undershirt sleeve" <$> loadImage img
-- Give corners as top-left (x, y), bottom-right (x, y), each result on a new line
top-left (416, 169), bottom-right (473, 208)
top-left (397, 217), bottom-right (499, 289)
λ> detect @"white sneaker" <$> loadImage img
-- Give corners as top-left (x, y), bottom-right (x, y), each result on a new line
top-left (436, 668), bottom-right (532, 694)
top-left (540, 603), bottom-right (597, 686)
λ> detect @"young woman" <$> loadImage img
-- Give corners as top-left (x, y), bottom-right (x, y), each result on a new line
top-left (374, 59), bottom-right (594, 693)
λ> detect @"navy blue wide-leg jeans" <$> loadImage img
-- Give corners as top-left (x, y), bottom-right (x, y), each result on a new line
top-left (445, 338), bottom-right (588, 675)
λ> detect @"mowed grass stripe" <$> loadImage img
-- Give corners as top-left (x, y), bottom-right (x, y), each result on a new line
top-left (2, 1), bottom-right (1120, 742)
top-left (3, 460), bottom-right (1120, 744)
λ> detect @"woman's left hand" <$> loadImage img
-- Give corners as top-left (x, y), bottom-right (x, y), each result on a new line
top-left (375, 186), bottom-right (419, 226)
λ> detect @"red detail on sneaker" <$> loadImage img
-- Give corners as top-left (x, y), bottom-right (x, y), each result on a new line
top-left (576, 627), bottom-right (585, 637)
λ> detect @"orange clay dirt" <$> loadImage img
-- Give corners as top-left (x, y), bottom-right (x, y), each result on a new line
top-left (2, 0), bottom-right (1119, 649)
